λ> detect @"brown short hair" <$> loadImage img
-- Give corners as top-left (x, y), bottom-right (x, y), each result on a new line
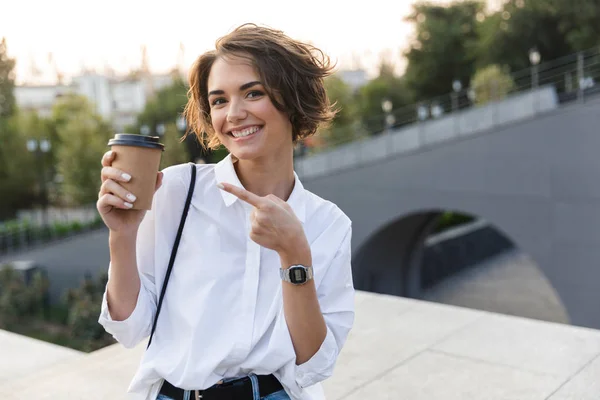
top-left (183, 23), bottom-right (338, 150)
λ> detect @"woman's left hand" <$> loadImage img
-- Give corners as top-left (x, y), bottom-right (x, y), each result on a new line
top-left (217, 182), bottom-right (307, 256)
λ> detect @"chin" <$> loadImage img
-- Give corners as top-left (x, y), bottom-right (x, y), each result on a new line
top-left (227, 147), bottom-right (266, 161)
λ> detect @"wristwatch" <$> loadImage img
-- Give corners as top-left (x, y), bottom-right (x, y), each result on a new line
top-left (280, 265), bottom-right (313, 285)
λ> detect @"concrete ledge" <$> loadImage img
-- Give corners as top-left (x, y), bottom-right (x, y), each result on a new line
top-left (1, 291), bottom-right (599, 399)
top-left (0, 329), bottom-right (83, 386)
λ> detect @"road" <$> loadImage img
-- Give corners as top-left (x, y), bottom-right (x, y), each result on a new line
top-left (0, 228), bottom-right (110, 303)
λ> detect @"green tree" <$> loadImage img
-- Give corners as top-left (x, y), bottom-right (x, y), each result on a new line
top-left (552, 0), bottom-right (600, 51)
top-left (0, 41), bottom-right (38, 219)
top-left (12, 111), bottom-right (56, 203)
top-left (130, 74), bottom-right (207, 163)
top-left (0, 38), bottom-right (16, 118)
top-left (475, 0), bottom-right (574, 74)
top-left (470, 64), bottom-right (515, 104)
top-left (160, 123), bottom-right (189, 169)
top-left (355, 60), bottom-right (413, 135)
top-left (404, 1), bottom-right (484, 101)
top-left (0, 117), bottom-right (38, 220)
top-left (132, 74), bottom-right (188, 135)
top-left (52, 94), bottom-right (113, 205)
top-left (315, 75), bottom-right (360, 148)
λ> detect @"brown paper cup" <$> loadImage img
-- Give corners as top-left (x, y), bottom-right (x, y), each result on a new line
top-left (108, 134), bottom-right (164, 210)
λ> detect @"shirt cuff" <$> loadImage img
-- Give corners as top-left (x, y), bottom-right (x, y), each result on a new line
top-left (98, 283), bottom-right (153, 348)
top-left (295, 325), bottom-right (339, 388)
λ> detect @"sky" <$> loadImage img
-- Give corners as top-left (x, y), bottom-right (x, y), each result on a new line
top-left (2, 0), bottom-right (461, 85)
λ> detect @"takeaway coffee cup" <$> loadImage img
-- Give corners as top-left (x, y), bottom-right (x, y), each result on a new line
top-left (107, 134), bottom-right (165, 210)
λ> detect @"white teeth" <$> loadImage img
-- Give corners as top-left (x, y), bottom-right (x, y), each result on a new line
top-left (231, 126), bottom-right (260, 138)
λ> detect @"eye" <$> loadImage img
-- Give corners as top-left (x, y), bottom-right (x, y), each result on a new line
top-left (211, 98), bottom-right (226, 107)
top-left (246, 90), bottom-right (264, 99)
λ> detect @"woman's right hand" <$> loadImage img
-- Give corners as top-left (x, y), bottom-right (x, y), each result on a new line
top-left (97, 151), bottom-right (163, 234)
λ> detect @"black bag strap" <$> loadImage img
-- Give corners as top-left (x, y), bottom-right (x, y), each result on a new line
top-left (147, 162), bottom-right (197, 349)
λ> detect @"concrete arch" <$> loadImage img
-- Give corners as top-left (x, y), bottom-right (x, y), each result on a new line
top-left (352, 210), bottom-right (439, 298)
top-left (351, 207), bottom-right (570, 324)
top-left (351, 207), bottom-right (527, 295)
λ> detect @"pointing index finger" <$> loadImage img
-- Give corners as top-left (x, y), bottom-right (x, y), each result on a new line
top-left (217, 182), bottom-right (264, 207)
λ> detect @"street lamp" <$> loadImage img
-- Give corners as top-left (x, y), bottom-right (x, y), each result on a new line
top-left (40, 139), bottom-right (51, 153)
top-left (156, 123), bottom-right (166, 137)
top-left (529, 48), bottom-right (541, 89)
top-left (26, 138), bottom-right (51, 227)
top-left (381, 99), bottom-right (393, 114)
top-left (381, 99), bottom-right (394, 134)
top-left (431, 103), bottom-right (444, 119)
top-left (452, 80), bottom-right (462, 112)
top-left (176, 115), bottom-right (187, 132)
top-left (26, 139), bottom-right (37, 153)
top-left (417, 104), bottom-right (429, 121)
top-left (385, 114), bottom-right (396, 129)
top-left (452, 80), bottom-right (462, 93)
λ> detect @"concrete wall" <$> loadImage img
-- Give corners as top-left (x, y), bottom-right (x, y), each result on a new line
top-left (301, 95), bottom-right (600, 329)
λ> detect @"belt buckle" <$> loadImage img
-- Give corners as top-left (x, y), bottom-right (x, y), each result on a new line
top-left (194, 390), bottom-right (201, 400)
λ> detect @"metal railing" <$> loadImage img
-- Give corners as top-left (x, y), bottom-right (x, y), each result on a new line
top-left (295, 47), bottom-right (600, 178)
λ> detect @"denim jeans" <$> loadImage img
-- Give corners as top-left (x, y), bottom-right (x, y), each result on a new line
top-left (156, 374), bottom-right (290, 400)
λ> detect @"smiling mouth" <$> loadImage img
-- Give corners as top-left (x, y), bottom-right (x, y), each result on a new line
top-left (228, 125), bottom-right (262, 139)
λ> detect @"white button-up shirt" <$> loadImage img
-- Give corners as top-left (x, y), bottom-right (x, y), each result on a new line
top-left (98, 154), bottom-right (355, 400)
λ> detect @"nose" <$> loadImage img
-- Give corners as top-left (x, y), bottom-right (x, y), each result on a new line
top-left (226, 97), bottom-right (247, 123)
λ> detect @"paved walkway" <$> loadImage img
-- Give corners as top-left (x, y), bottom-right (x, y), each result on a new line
top-left (423, 249), bottom-right (569, 325)
top-left (1, 291), bottom-right (599, 399)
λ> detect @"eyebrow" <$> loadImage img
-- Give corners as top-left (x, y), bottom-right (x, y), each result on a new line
top-left (208, 81), bottom-right (262, 97)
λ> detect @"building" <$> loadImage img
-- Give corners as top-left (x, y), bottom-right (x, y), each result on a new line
top-left (14, 72), bottom-right (176, 132)
top-left (337, 69), bottom-right (368, 91)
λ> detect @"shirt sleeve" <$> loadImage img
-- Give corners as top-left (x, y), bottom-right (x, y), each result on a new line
top-left (97, 200), bottom-right (159, 349)
top-left (98, 164), bottom-right (192, 349)
top-left (295, 219), bottom-right (355, 388)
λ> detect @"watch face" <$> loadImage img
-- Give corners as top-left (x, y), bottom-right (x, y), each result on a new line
top-left (289, 266), bottom-right (307, 284)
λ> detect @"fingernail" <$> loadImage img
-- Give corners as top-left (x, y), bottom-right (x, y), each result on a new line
top-left (122, 173), bottom-right (131, 182)
top-left (126, 193), bottom-right (136, 202)
top-left (107, 150), bottom-right (113, 157)
top-left (124, 202), bottom-right (133, 208)
top-left (216, 183), bottom-right (224, 189)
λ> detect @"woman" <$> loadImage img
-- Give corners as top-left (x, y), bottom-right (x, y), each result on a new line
top-left (97, 23), bottom-right (355, 400)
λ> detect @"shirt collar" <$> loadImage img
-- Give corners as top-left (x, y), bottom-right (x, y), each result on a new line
top-left (214, 154), bottom-right (306, 223)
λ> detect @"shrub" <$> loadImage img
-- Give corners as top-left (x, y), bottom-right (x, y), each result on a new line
top-left (434, 212), bottom-right (475, 234)
top-left (0, 264), bottom-right (49, 328)
top-left (70, 221), bottom-right (82, 232)
top-left (64, 271), bottom-right (114, 351)
top-left (470, 64), bottom-right (515, 105)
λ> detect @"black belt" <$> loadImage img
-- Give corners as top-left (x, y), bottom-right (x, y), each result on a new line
top-left (159, 374), bottom-right (283, 400)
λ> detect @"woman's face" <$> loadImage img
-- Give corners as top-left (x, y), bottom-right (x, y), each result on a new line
top-left (207, 55), bottom-right (293, 162)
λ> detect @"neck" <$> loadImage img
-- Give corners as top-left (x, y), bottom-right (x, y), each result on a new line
top-left (233, 148), bottom-right (296, 201)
